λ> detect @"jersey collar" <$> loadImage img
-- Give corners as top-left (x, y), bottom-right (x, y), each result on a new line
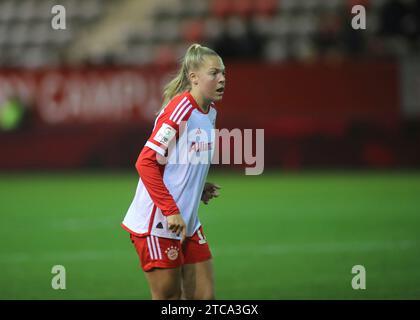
top-left (185, 91), bottom-right (211, 115)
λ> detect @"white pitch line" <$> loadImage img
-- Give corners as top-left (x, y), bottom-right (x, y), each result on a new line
top-left (0, 240), bottom-right (418, 264)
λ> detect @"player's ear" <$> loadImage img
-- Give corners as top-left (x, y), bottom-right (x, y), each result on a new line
top-left (189, 71), bottom-right (198, 86)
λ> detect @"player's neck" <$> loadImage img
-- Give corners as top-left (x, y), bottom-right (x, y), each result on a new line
top-left (189, 90), bottom-right (210, 113)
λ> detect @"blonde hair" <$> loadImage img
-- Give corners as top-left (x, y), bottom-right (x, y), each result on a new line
top-left (158, 43), bottom-right (220, 114)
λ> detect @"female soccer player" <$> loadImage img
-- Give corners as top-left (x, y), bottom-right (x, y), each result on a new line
top-left (121, 43), bottom-right (225, 300)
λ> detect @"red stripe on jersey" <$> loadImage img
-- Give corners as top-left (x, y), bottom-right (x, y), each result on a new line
top-left (148, 205), bottom-right (158, 234)
top-left (172, 102), bottom-right (191, 123)
top-left (176, 104), bottom-right (193, 124)
top-left (169, 97), bottom-right (189, 122)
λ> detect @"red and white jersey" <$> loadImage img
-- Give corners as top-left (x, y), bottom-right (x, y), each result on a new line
top-left (122, 91), bottom-right (217, 239)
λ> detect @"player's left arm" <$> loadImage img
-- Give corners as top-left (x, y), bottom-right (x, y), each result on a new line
top-left (201, 182), bottom-right (221, 205)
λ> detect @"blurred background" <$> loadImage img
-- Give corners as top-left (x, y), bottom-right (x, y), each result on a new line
top-left (0, 0), bottom-right (420, 299)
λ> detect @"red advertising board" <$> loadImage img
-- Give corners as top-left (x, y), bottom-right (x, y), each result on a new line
top-left (0, 60), bottom-right (399, 127)
top-left (1, 60), bottom-right (410, 170)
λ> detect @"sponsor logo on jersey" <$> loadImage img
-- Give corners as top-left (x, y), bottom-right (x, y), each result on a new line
top-left (190, 141), bottom-right (213, 152)
top-left (156, 222), bottom-right (163, 229)
top-left (165, 246), bottom-right (179, 260)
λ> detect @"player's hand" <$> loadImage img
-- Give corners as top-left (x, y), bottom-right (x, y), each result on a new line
top-left (167, 213), bottom-right (187, 243)
top-left (201, 182), bottom-right (221, 205)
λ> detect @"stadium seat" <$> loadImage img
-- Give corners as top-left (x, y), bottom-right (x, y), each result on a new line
top-left (182, 20), bottom-right (205, 43)
top-left (347, 0), bottom-right (371, 10)
top-left (232, 0), bottom-right (254, 18)
top-left (204, 17), bottom-right (225, 42)
top-left (79, 0), bottom-right (102, 20)
top-left (294, 12), bottom-right (317, 36)
top-left (278, 0), bottom-right (300, 13)
top-left (251, 15), bottom-right (273, 39)
top-left (211, 0), bottom-right (234, 18)
top-left (121, 44), bottom-right (155, 65)
top-left (0, 24), bottom-right (8, 47)
top-left (26, 22), bottom-right (50, 46)
top-left (155, 19), bottom-right (182, 43)
top-left (182, 0), bottom-right (209, 18)
top-left (0, 1), bottom-right (16, 24)
top-left (370, 0), bottom-right (387, 9)
top-left (300, 0), bottom-right (320, 12)
top-left (269, 14), bottom-right (293, 38)
top-left (154, 0), bottom-right (183, 20)
top-left (8, 23), bottom-right (28, 47)
top-left (21, 45), bottom-right (56, 68)
top-left (255, 0), bottom-right (277, 16)
top-left (154, 45), bottom-right (177, 66)
top-left (290, 35), bottom-right (315, 60)
top-left (263, 39), bottom-right (288, 62)
top-left (321, 0), bottom-right (343, 11)
top-left (15, 0), bottom-right (37, 22)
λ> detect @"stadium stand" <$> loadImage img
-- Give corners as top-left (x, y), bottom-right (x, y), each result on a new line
top-left (0, 0), bottom-right (419, 67)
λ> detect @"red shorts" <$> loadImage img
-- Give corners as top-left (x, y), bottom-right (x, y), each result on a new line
top-left (129, 226), bottom-right (212, 272)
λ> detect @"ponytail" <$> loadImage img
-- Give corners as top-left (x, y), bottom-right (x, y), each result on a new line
top-left (158, 43), bottom-right (219, 114)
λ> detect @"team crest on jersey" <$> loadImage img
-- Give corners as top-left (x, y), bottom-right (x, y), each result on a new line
top-left (153, 123), bottom-right (176, 147)
top-left (165, 246), bottom-right (179, 260)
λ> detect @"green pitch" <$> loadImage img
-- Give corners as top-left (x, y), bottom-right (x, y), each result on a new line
top-left (0, 171), bottom-right (419, 299)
